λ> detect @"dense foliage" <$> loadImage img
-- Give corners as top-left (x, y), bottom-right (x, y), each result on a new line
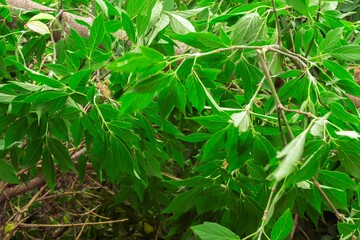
top-left (1, 0), bottom-right (360, 239)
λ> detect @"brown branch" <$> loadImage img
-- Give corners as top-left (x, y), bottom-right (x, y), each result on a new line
top-left (6, 0), bottom-right (93, 38)
top-left (0, 176), bottom-right (45, 204)
top-left (0, 147), bottom-right (87, 204)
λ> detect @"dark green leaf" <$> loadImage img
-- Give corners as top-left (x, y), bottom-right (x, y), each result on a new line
top-left (24, 138), bottom-right (43, 167)
top-left (179, 133), bottom-right (211, 143)
top-left (336, 140), bottom-right (360, 179)
top-left (0, 159), bottom-right (19, 184)
top-left (42, 148), bottom-right (56, 190)
top-left (5, 117), bottom-right (28, 148)
top-left (47, 137), bottom-right (76, 172)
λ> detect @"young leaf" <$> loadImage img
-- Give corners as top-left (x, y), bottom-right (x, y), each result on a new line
top-left (179, 133), bottom-right (211, 143)
top-left (26, 20), bottom-right (50, 35)
top-left (0, 159), bottom-right (19, 184)
top-left (271, 209), bottom-right (294, 240)
top-left (192, 222), bottom-right (240, 240)
top-left (335, 131), bottom-right (360, 139)
top-left (29, 13), bottom-right (55, 21)
top-left (230, 111), bottom-right (250, 133)
top-left (273, 130), bottom-right (308, 181)
top-left (310, 113), bottom-right (330, 137)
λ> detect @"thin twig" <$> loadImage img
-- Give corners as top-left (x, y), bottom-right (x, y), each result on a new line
top-left (271, 0), bottom-right (282, 46)
top-left (18, 218), bottom-right (128, 228)
top-left (312, 178), bottom-right (345, 222)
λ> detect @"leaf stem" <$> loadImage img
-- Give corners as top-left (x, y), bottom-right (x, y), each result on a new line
top-left (271, 0), bottom-right (281, 46)
top-left (311, 178), bottom-right (345, 222)
top-left (257, 48), bottom-right (294, 139)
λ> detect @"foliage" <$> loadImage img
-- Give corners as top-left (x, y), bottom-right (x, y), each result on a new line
top-left (1, 0), bottom-right (360, 239)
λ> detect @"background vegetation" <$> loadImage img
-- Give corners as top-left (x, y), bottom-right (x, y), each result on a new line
top-left (1, 0), bottom-right (360, 239)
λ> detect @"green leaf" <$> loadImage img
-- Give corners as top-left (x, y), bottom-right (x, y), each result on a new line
top-left (162, 187), bottom-right (201, 213)
top-left (202, 129), bottom-right (226, 161)
top-left (42, 148), bottom-right (56, 190)
top-left (271, 209), bottom-right (294, 240)
top-left (230, 111), bottom-right (250, 133)
top-left (336, 79), bottom-right (360, 97)
top-left (192, 222), bottom-right (240, 240)
top-left (127, 0), bottom-right (145, 17)
top-left (90, 13), bottom-right (105, 53)
top-left (322, 187), bottom-right (348, 211)
top-left (336, 140), bottom-right (360, 179)
top-left (0, 93), bottom-right (16, 103)
top-left (331, 45), bottom-right (360, 62)
top-left (104, 135), bottom-right (134, 182)
top-left (179, 133), bottom-right (211, 142)
top-left (5, 117), bottom-right (28, 148)
top-left (309, 112), bottom-right (330, 137)
top-left (134, 73), bottom-right (171, 93)
top-left (186, 74), bottom-right (206, 111)
top-left (252, 134), bottom-right (276, 165)
top-left (24, 138), bottom-right (43, 167)
top-left (167, 12), bottom-right (195, 34)
top-left (29, 13), bottom-right (55, 21)
top-left (319, 170), bottom-right (356, 190)
top-left (47, 137), bottom-right (76, 172)
top-left (121, 12), bottom-right (136, 43)
top-left (49, 118), bottom-right (69, 141)
top-left (70, 118), bottom-right (84, 147)
top-left (229, 12), bottom-right (267, 45)
top-left (26, 20), bottom-right (50, 35)
top-left (273, 130), bottom-right (308, 181)
top-left (120, 92), bottom-right (154, 115)
top-left (319, 28), bottom-right (342, 53)
top-left (27, 69), bottom-right (65, 88)
top-left (171, 32), bottom-right (228, 51)
top-left (330, 102), bottom-right (360, 125)
top-left (357, 183), bottom-right (360, 207)
top-left (0, 159), bottom-right (19, 184)
top-left (237, 58), bottom-right (263, 102)
top-left (69, 69), bottom-right (92, 92)
top-left (323, 60), bottom-right (353, 81)
top-left (286, 0), bottom-right (310, 17)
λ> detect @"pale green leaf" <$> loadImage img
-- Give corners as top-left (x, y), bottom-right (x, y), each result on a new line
top-left (273, 130), bottom-right (308, 181)
top-left (192, 222), bottom-right (240, 240)
top-left (29, 13), bottom-right (55, 21)
top-left (26, 20), bottom-right (50, 35)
